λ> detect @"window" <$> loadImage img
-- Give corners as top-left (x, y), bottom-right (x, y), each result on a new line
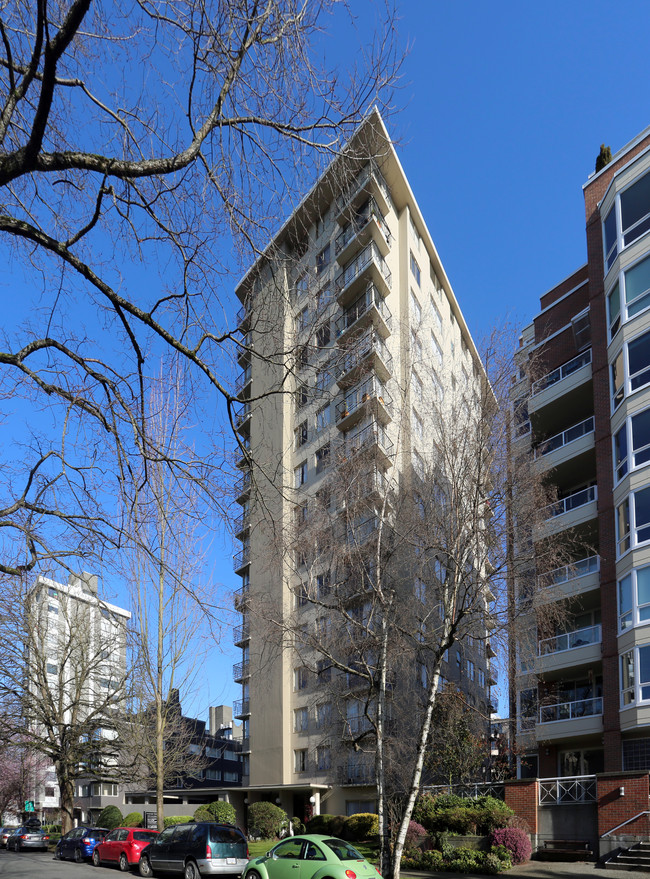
top-left (316, 659), bottom-right (331, 683)
top-left (431, 332), bottom-right (443, 367)
top-left (295, 582), bottom-right (309, 608)
top-left (409, 213), bottom-right (420, 247)
top-left (294, 667), bottom-right (308, 691)
top-left (294, 749), bottom-right (307, 772)
top-left (294, 707), bottom-right (309, 732)
top-left (295, 272), bottom-right (309, 299)
top-left (410, 290), bottom-right (422, 323)
top-left (46, 663), bottom-right (57, 675)
top-left (467, 660), bottom-right (475, 681)
top-left (295, 420), bottom-right (308, 448)
top-left (315, 443), bottom-right (330, 473)
top-left (316, 404), bottom-right (330, 432)
top-left (620, 171), bottom-right (650, 250)
top-left (316, 702), bottom-right (332, 728)
top-left (294, 461), bottom-right (307, 487)
top-left (614, 406), bottom-right (650, 481)
top-left (297, 305), bottom-right (310, 331)
top-left (608, 254), bottom-right (650, 338)
top-left (478, 668), bottom-right (485, 688)
top-left (617, 486), bottom-right (650, 555)
top-left (316, 616), bottom-right (331, 640)
top-left (430, 297), bottom-right (443, 334)
top-left (414, 577), bottom-right (426, 603)
top-left (48, 586), bottom-right (58, 597)
top-left (518, 687), bottom-right (537, 731)
top-left (621, 645), bottom-right (650, 707)
top-left (316, 571), bottom-right (331, 597)
top-left (316, 322), bottom-right (331, 348)
top-left (48, 604), bottom-right (58, 615)
top-left (612, 329), bottom-right (650, 408)
top-left (315, 366), bottom-right (331, 393)
top-left (410, 250), bottom-right (421, 286)
top-left (316, 243), bottom-right (330, 275)
top-left (295, 383), bottom-right (309, 410)
top-left (417, 661), bottom-right (427, 688)
top-left (604, 204), bottom-right (618, 271)
top-left (410, 329), bottom-right (422, 363)
top-left (316, 745), bottom-right (331, 771)
top-left (619, 565), bottom-right (650, 631)
top-left (316, 286), bottom-right (331, 312)
top-left (413, 372), bottom-right (423, 402)
top-left (413, 450), bottom-right (424, 479)
top-left (415, 493), bottom-right (425, 519)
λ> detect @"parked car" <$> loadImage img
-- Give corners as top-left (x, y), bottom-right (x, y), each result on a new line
top-left (138, 822), bottom-right (248, 878)
top-left (93, 827), bottom-right (160, 872)
top-left (0, 826), bottom-right (18, 847)
top-left (56, 825), bottom-right (110, 862)
top-left (242, 835), bottom-right (382, 879)
top-left (6, 825), bottom-right (50, 852)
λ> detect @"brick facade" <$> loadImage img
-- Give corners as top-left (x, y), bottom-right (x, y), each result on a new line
top-left (504, 779), bottom-right (538, 835)
top-left (597, 772), bottom-right (650, 838)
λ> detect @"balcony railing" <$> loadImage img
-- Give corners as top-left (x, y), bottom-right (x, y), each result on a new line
top-left (337, 421), bottom-right (393, 460)
top-left (538, 775), bottom-right (597, 805)
top-left (347, 516), bottom-right (378, 546)
top-left (233, 699), bottom-right (250, 717)
top-left (235, 470), bottom-right (251, 498)
top-left (235, 366), bottom-right (252, 395)
top-left (233, 583), bottom-right (250, 608)
top-left (531, 349), bottom-right (592, 396)
top-left (232, 660), bottom-right (250, 681)
top-left (336, 377), bottom-right (390, 424)
top-left (544, 485), bottom-right (597, 520)
top-left (233, 546), bottom-right (250, 570)
top-left (538, 624), bottom-right (601, 656)
top-left (338, 329), bottom-right (393, 383)
top-left (487, 665), bottom-right (498, 685)
top-left (535, 416), bottom-right (594, 458)
top-left (233, 622), bottom-right (250, 644)
top-left (538, 554), bottom-right (600, 589)
top-left (235, 401), bottom-right (252, 430)
top-left (539, 696), bottom-right (603, 724)
top-left (339, 763), bottom-right (376, 784)
top-left (335, 197), bottom-right (391, 255)
top-left (335, 284), bottom-right (392, 338)
top-left (233, 510), bottom-right (250, 534)
top-left (334, 242), bottom-right (391, 298)
top-left (336, 161), bottom-right (392, 217)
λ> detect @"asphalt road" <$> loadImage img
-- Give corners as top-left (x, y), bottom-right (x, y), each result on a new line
top-left (0, 848), bottom-right (108, 877)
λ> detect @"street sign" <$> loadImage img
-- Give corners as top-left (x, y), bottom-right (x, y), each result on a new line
top-left (143, 811), bottom-right (157, 829)
top-left (24, 800), bottom-right (35, 812)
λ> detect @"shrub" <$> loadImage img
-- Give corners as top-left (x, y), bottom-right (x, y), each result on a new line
top-left (404, 820), bottom-right (427, 849)
top-left (207, 801), bottom-right (237, 825)
top-left (163, 815), bottom-right (193, 828)
top-left (97, 806), bottom-right (123, 830)
top-left (490, 827), bottom-right (531, 865)
top-left (248, 802), bottom-right (288, 840)
top-left (193, 806), bottom-right (214, 823)
top-left (123, 811), bottom-right (143, 828)
top-left (291, 817), bottom-right (305, 835)
top-left (343, 812), bottom-right (379, 841)
top-left (307, 813), bottom-right (346, 836)
top-left (473, 797), bottom-right (514, 834)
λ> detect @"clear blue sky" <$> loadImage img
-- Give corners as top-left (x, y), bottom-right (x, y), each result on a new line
top-left (213, 0), bottom-right (650, 717)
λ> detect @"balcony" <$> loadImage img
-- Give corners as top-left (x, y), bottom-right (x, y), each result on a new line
top-left (538, 775), bottom-right (597, 805)
top-left (233, 660), bottom-right (250, 682)
top-left (233, 509), bottom-right (250, 537)
top-left (235, 470), bottom-right (251, 501)
top-left (537, 625), bottom-right (602, 674)
top-left (343, 716), bottom-right (374, 737)
top-left (235, 401), bottom-right (252, 433)
top-left (542, 485), bottom-right (597, 533)
top-left (236, 302), bottom-right (250, 331)
top-left (335, 284), bottom-right (392, 342)
top-left (529, 350), bottom-right (592, 417)
top-left (235, 365), bottom-right (252, 396)
top-left (233, 621), bottom-right (250, 646)
top-left (233, 545), bottom-right (250, 572)
top-left (233, 698), bottom-right (250, 718)
top-left (535, 416), bottom-right (595, 467)
top-left (338, 763), bottom-right (376, 785)
top-left (334, 243), bottom-right (392, 306)
top-left (538, 555), bottom-right (600, 600)
top-left (536, 697), bottom-right (603, 740)
top-left (337, 468), bottom-right (388, 513)
top-left (240, 737), bottom-right (250, 753)
top-left (336, 377), bottom-right (391, 431)
top-left (335, 421), bottom-right (393, 468)
top-left (337, 329), bottom-right (393, 389)
top-left (335, 197), bottom-right (391, 263)
top-left (335, 161), bottom-right (393, 225)
top-left (487, 665), bottom-right (498, 686)
top-left (346, 516), bottom-right (378, 546)
top-left (237, 331), bottom-right (252, 365)
top-left (233, 582), bottom-right (250, 610)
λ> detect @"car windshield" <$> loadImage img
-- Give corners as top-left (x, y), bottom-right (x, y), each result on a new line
top-left (134, 831), bottom-right (158, 841)
top-left (323, 839), bottom-right (364, 861)
top-left (210, 827), bottom-right (245, 844)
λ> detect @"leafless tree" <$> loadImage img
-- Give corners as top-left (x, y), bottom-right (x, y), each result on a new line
top-left (0, 571), bottom-right (132, 832)
top-left (0, 0), bottom-right (400, 583)
top-left (270, 327), bottom-right (572, 879)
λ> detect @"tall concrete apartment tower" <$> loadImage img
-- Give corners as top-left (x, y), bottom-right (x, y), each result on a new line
top-left (233, 110), bottom-right (494, 819)
top-left (512, 125), bottom-right (650, 779)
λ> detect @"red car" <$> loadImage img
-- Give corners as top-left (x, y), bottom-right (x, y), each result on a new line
top-left (92, 827), bottom-right (160, 871)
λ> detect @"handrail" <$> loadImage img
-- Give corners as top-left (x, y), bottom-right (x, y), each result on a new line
top-left (538, 624), bottom-right (601, 656)
top-left (601, 811), bottom-right (650, 838)
top-left (544, 485), bottom-right (597, 519)
top-left (538, 555), bottom-right (599, 588)
top-left (531, 349), bottom-right (591, 396)
top-left (535, 416), bottom-right (594, 458)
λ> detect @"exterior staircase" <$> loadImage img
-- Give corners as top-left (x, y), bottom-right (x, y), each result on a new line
top-left (604, 841), bottom-right (650, 871)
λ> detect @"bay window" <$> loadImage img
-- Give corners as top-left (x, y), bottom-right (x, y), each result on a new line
top-left (617, 486), bottom-right (650, 556)
top-left (621, 644), bottom-right (650, 707)
top-left (619, 565), bottom-right (650, 631)
top-left (603, 168), bottom-right (650, 274)
top-left (611, 329), bottom-right (650, 408)
top-left (614, 405), bottom-right (650, 482)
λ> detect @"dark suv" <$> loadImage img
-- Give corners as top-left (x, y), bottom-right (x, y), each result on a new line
top-left (139, 822), bottom-right (248, 879)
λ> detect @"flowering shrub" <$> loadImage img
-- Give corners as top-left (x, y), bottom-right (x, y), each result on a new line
top-left (404, 820), bottom-right (428, 849)
top-left (490, 827), bottom-right (531, 864)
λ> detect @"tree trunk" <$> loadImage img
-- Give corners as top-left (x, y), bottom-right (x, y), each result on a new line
top-left (156, 559), bottom-right (165, 831)
top-left (57, 767), bottom-right (75, 834)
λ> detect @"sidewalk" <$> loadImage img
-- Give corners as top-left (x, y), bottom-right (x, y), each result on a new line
top-left (401, 860), bottom-right (633, 879)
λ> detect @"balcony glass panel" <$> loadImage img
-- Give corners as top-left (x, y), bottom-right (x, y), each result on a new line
top-left (545, 486), bottom-right (597, 520)
top-left (538, 555), bottom-right (599, 589)
top-left (335, 242), bottom-right (391, 297)
top-left (538, 624), bottom-right (601, 655)
top-left (335, 285), bottom-right (392, 338)
top-left (539, 697), bottom-right (603, 723)
top-left (335, 197), bottom-right (391, 254)
top-left (536, 417), bottom-right (594, 458)
top-left (531, 350), bottom-right (591, 396)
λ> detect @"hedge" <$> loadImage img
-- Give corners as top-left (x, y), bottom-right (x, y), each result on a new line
top-left (96, 806), bottom-right (123, 830)
top-left (248, 802), bottom-right (288, 839)
top-left (123, 811), bottom-right (143, 828)
top-left (163, 815), bottom-right (194, 828)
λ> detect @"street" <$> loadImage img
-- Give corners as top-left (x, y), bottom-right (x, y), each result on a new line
top-left (0, 848), bottom-right (108, 877)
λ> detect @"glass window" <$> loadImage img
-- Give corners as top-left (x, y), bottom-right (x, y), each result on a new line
top-left (410, 290), bottom-right (422, 322)
top-left (295, 421), bottom-right (308, 449)
top-left (604, 206), bottom-right (618, 270)
top-left (316, 244), bottom-right (330, 275)
top-left (619, 573), bottom-right (633, 631)
top-left (617, 497), bottom-right (631, 554)
top-left (297, 305), bottom-right (309, 331)
top-left (295, 273), bottom-right (309, 299)
top-left (629, 330), bottom-right (650, 392)
top-left (305, 842), bottom-right (326, 861)
top-left (608, 281), bottom-right (620, 337)
top-left (315, 405), bottom-right (330, 431)
top-left (625, 255), bottom-right (650, 319)
top-left (410, 251), bottom-right (421, 286)
top-left (316, 746), bottom-right (331, 771)
top-left (632, 408), bottom-right (650, 468)
top-left (614, 423), bottom-right (628, 482)
top-left (621, 651), bottom-right (635, 706)
top-left (621, 170), bottom-right (650, 247)
top-left (316, 322), bottom-right (331, 348)
top-left (635, 486), bottom-right (650, 545)
top-left (294, 707), bottom-right (308, 731)
top-left (293, 750), bottom-right (307, 773)
top-left (323, 839), bottom-right (364, 861)
top-left (611, 348), bottom-right (624, 408)
top-left (294, 461), bottom-right (307, 487)
top-left (294, 667), bottom-right (308, 690)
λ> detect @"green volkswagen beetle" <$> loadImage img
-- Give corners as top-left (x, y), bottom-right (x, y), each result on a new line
top-left (243, 835), bottom-right (381, 879)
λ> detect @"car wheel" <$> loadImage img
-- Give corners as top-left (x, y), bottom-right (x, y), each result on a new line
top-left (119, 853), bottom-right (130, 872)
top-left (183, 860), bottom-right (199, 879)
top-left (139, 855), bottom-right (154, 877)
top-left (75, 847), bottom-right (83, 863)
top-left (55, 848), bottom-right (62, 860)
top-left (93, 849), bottom-right (101, 867)
top-left (247, 871), bottom-right (262, 879)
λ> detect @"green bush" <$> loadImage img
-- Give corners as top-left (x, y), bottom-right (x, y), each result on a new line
top-left (401, 844), bottom-right (512, 875)
top-left (97, 805), bottom-right (123, 830)
top-left (123, 811), bottom-right (143, 827)
top-left (248, 802), bottom-right (288, 839)
top-left (193, 806), bottom-right (214, 823)
top-left (291, 817), bottom-right (305, 835)
top-left (163, 815), bottom-right (193, 828)
top-left (411, 794), bottom-right (513, 835)
top-left (206, 801), bottom-right (237, 824)
top-left (342, 812), bottom-right (378, 841)
top-left (306, 813), bottom-right (346, 836)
